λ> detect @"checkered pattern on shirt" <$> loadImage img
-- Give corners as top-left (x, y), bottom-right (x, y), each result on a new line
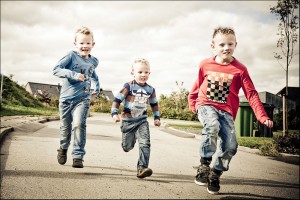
top-left (206, 71), bottom-right (233, 103)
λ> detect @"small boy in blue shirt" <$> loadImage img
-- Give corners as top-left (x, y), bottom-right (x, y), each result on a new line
top-left (53, 26), bottom-right (100, 168)
top-left (111, 58), bottom-right (161, 178)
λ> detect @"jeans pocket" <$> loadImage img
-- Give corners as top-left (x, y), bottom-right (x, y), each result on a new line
top-left (198, 105), bottom-right (208, 116)
top-left (121, 121), bottom-right (130, 133)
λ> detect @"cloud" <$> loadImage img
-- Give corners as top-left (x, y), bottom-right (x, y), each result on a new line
top-left (1, 1), bottom-right (298, 99)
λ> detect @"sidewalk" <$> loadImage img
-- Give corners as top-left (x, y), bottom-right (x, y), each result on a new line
top-left (0, 115), bottom-right (59, 143)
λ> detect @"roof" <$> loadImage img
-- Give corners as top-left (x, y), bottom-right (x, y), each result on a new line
top-left (25, 82), bottom-right (115, 100)
top-left (25, 82), bottom-right (61, 98)
top-left (102, 90), bottom-right (114, 100)
top-left (276, 86), bottom-right (300, 101)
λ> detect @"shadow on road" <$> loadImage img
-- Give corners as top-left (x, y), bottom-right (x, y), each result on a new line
top-left (268, 155), bottom-right (299, 165)
top-left (220, 193), bottom-right (292, 200)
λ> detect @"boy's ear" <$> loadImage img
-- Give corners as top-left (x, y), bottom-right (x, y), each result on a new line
top-left (210, 43), bottom-right (215, 49)
top-left (130, 71), bottom-right (134, 75)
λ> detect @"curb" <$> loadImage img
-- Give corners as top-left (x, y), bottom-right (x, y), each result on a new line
top-left (0, 127), bottom-right (14, 144)
top-left (161, 122), bottom-right (200, 139)
top-left (162, 123), bottom-right (299, 165)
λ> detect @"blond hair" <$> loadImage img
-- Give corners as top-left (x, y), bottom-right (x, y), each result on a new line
top-left (131, 58), bottom-right (150, 73)
top-left (75, 26), bottom-right (94, 41)
top-left (212, 26), bottom-right (236, 42)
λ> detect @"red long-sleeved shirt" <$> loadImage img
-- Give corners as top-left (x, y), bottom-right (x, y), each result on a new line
top-left (188, 56), bottom-right (270, 124)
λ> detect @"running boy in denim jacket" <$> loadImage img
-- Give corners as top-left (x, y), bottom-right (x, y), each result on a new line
top-left (53, 26), bottom-right (100, 168)
top-left (188, 27), bottom-right (273, 194)
top-left (111, 58), bottom-right (161, 178)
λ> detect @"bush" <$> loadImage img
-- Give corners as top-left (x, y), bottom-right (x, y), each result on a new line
top-left (90, 95), bottom-right (113, 113)
top-left (158, 81), bottom-right (198, 121)
top-left (259, 141), bottom-right (279, 156)
top-left (273, 109), bottom-right (300, 131)
top-left (50, 96), bottom-right (59, 108)
top-left (273, 133), bottom-right (300, 155)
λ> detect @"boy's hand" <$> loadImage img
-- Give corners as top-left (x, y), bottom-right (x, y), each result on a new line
top-left (154, 119), bottom-right (161, 127)
top-left (78, 74), bottom-right (85, 82)
top-left (91, 91), bottom-right (97, 96)
top-left (113, 115), bottom-right (120, 123)
top-left (264, 119), bottom-right (273, 128)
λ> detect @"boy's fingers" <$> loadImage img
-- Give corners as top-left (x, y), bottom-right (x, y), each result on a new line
top-left (264, 120), bottom-right (273, 128)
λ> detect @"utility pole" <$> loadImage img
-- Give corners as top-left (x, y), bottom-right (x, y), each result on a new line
top-left (0, 74), bottom-right (3, 103)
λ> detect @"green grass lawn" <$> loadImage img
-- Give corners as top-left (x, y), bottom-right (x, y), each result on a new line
top-left (166, 123), bottom-right (299, 156)
top-left (1, 104), bottom-right (59, 116)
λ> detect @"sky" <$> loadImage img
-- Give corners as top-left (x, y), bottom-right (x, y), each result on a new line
top-left (1, 1), bottom-right (299, 98)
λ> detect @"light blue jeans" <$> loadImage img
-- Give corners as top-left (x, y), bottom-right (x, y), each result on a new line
top-left (120, 118), bottom-right (151, 170)
top-left (59, 99), bottom-right (90, 160)
top-left (197, 105), bottom-right (238, 172)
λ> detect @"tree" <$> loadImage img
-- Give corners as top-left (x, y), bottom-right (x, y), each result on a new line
top-left (270, 0), bottom-right (299, 136)
top-left (158, 81), bottom-right (197, 121)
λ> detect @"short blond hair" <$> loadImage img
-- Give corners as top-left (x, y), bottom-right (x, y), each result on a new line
top-left (75, 26), bottom-right (94, 41)
top-left (132, 58), bottom-right (149, 68)
top-left (212, 26), bottom-right (235, 42)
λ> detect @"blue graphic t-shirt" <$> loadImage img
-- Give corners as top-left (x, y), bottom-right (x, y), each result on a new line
top-left (111, 80), bottom-right (160, 121)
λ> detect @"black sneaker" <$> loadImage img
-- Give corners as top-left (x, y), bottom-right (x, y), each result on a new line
top-left (207, 170), bottom-right (222, 194)
top-left (72, 159), bottom-right (84, 168)
top-left (194, 164), bottom-right (210, 185)
top-left (137, 167), bottom-right (153, 178)
top-left (57, 148), bottom-right (68, 165)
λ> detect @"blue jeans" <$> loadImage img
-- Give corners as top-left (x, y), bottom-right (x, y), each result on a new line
top-left (197, 105), bottom-right (238, 171)
top-left (59, 99), bottom-right (90, 160)
top-left (120, 118), bottom-right (151, 170)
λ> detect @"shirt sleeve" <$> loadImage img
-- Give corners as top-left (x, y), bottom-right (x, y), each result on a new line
top-left (188, 65), bottom-right (204, 112)
top-left (53, 52), bottom-right (80, 80)
top-left (150, 88), bottom-right (160, 120)
top-left (241, 69), bottom-right (270, 123)
top-left (111, 83), bottom-right (129, 117)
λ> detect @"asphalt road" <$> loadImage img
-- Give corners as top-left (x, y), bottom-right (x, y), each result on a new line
top-left (0, 113), bottom-right (299, 199)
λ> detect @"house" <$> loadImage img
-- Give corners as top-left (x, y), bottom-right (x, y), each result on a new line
top-left (276, 87), bottom-right (300, 105)
top-left (25, 82), bottom-right (61, 99)
top-left (25, 82), bottom-right (114, 101)
top-left (239, 89), bottom-right (299, 114)
top-left (277, 86), bottom-right (300, 116)
top-left (101, 89), bottom-right (114, 100)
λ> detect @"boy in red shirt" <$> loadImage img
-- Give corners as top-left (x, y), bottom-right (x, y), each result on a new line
top-left (188, 27), bottom-right (273, 194)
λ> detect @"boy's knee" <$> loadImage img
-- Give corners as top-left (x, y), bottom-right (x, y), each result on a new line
top-left (228, 144), bottom-right (238, 156)
top-left (139, 141), bottom-right (150, 148)
top-left (140, 144), bottom-right (150, 148)
top-left (122, 144), bottom-right (134, 152)
top-left (205, 119), bottom-right (220, 133)
top-left (73, 120), bottom-right (86, 127)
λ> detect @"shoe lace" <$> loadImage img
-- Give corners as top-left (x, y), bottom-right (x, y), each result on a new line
top-left (74, 159), bottom-right (83, 163)
top-left (209, 172), bottom-right (220, 187)
top-left (138, 168), bottom-right (144, 173)
top-left (195, 165), bottom-right (210, 177)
